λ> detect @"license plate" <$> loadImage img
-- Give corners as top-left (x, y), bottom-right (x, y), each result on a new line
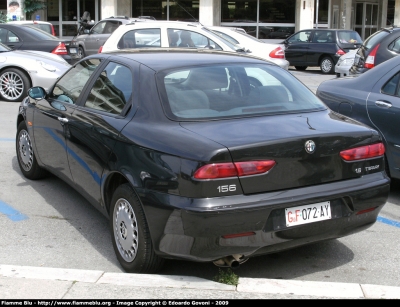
top-left (69, 48), bottom-right (77, 54)
top-left (285, 201), bottom-right (331, 227)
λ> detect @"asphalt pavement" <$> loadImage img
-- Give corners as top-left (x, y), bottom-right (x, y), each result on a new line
top-left (2, 67), bottom-right (400, 300)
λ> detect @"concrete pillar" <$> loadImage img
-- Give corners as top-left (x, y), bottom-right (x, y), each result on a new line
top-left (101, 0), bottom-right (118, 18)
top-left (341, 0), bottom-right (353, 29)
top-left (381, 0), bottom-right (388, 28)
top-left (199, 0), bottom-right (220, 26)
top-left (395, 0), bottom-right (400, 26)
top-left (296, 0), bottom-right (315, 31)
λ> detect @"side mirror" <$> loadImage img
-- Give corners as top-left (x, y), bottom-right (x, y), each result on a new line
top-left (28, 87), bottom-right (46, 100)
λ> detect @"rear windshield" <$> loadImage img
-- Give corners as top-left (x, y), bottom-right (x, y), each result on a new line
top-left (337, 31), bottom-right (363, 45)
top-left (159, 63), bottom-right (326, 120)
top-left (32, 24), bottom-right (52, 34)
top-left (363, 30), bottom-right (390, 49)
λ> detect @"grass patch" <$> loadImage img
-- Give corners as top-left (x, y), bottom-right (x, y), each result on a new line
top-left (213, 268), bottom-right (239, 286)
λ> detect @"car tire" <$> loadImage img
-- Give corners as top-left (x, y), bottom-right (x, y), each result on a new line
top-left (295, 66), bottom-right (308, 71)
top-left (78, 46), bottom-right (85, 59)
top-left (320, 56), bottom-right (334, 74)
top-left (0, 68), bottom-right (31, 102)
top-left (16, 121), bottom-right (47, 180)
top-left (110, 183), bottom-right (165, 273)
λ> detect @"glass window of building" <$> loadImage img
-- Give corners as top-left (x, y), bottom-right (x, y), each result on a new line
top-left (132, 1), bottom-right (199, 21)
top-left (221, 0), bottom-right (295, 40)
top-left (314, 0), bottom-right (329, 26)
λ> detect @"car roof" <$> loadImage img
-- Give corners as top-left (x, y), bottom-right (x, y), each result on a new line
top-left (7, 20), bottom-right (52, 25)
top-left (119, 20), bottom-right (201, 28)
top-left (98, 49), bottom-right (270, 71)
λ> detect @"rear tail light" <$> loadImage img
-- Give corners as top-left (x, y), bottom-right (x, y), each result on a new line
top-left (336, 49), bottom-right (346, 56)
top-left (51, 42), bottom-right (68, 55)
top-left (356, 207), bottom-right (378, 215)
top-left (269, 46), bottom-right (285, 59)
top-left (364, 44), bottom-right (380, 69)
top-left (98, 46), bottom-right (103, 53)
top-left (340, 143), bottom-right (385, 161)
top-left (222, 232), bottom-right (256, 239)
top-left (50, 24), bottom-right (56, 36)
top-left (194, 160), bottom-right (276, 179)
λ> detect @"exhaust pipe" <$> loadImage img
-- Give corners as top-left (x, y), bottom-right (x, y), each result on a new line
top-left (213, 254), bottom-right (246, 268)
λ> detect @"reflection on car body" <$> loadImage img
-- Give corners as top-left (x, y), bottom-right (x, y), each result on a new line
top-left (16, 49), bottom-right (390, 274)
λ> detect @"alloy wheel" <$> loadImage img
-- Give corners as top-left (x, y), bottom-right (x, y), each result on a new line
top-left (18, 129), bottom-right (34, 172)
top-left (0, 71), bottom-right (24, 100)
top-left (113, 198), bottom-right (139, 262)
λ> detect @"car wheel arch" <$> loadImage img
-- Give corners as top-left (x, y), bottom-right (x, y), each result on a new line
top-left (103, 171), bottom-right (132, 215)
top-left (0, 66), bottom-right (32, 85)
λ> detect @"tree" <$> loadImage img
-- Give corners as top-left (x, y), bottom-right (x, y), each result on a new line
top-left (23, 0), bottom-right (47, 20)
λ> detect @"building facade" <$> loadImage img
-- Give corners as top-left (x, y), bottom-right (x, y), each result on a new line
top-left (6, 0), bottom-right (400, 40)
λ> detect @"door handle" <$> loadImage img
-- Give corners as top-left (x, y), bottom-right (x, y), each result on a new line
top-left (58, 117), bottom-right (69, 123)
top-left (375, 100), bottom-right (392, 108)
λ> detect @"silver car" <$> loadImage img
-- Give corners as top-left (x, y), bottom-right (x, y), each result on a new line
top-left (0, 43), bottom-right (70, 102)
top-left (335, 49), bottom-right (358, 77)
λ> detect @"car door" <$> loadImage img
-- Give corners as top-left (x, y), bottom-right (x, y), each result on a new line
top-left (66, 60), bottom-right (137, 208)
top-left (367, 67), bottom-right (400, 174)
top-left (307, 30), bottom-right (335, 65)
top-left (32, 58), bottom-right (101, 183)
top-left (284, 30), bottom-right (312, 66)
top-left (85, 20), bottom-right (119, 55)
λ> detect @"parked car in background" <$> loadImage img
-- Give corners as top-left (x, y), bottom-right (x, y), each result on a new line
top-left (0, 24), bottom-right (72, 63)
top-left (0, 42), bottom-right (70, 102)
top-left (350, 27), bottom-right (400, 75)
top-left (317, 55), bottom-right (400, 180)
top-left (16, 49), bottom-right (389, 273)
top-left (335, 49), bottom-right (358, 77)
top-left (283, 29), bottom-right (362, 74)
top-left (70, 16), bottom-right (147, 60)
top-left (208, 26), bottom-right (289, 70)
top-left (7, 20), bottom-right (56, 36)
top-left (100, 21), bottom-right (263, 64)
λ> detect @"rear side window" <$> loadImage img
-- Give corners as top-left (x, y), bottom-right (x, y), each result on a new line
top-left (382, 71), bottom-right (400, 96)
top-left (161, 64), bottom-right (326, 120)
top-left (85, 62), bottom-right (132, 114)
top-left (118, 29), bottom-right (161, 48)
top-left (388, 37), bottom-right (400, 53)
top-left (173, 29), bottom-right (222, 49)
top-left (312, 30), bottom-right (335, 43)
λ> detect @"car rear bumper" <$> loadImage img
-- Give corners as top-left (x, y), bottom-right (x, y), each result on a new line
top-left (335, 63), bottom-right (351, 77)
top-left (270, 58), bottom-right (289, 70)
top-left (139, 172), bottom-right (390, 262)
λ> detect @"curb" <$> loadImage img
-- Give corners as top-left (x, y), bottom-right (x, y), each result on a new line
top-left (1, 265), bottom-right (400, 299)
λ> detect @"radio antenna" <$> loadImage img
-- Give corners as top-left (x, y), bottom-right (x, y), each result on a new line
top-left (174, 1), bottom-right (203, 26)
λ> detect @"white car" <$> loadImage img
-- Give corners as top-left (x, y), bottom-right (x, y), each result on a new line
top-left (100, 21), bottom-right (281, 65)
top-left (335, 49), bottom-right (358, 77)
top-left (207, 26), bottom-right (289, 70)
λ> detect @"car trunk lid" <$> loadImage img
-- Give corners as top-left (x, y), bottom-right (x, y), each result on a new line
top-left (181, 110), bottom-right (380, 194)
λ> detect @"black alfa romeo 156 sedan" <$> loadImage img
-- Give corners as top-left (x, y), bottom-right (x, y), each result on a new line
top-left (16, 49), bottom-right (390, 273)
